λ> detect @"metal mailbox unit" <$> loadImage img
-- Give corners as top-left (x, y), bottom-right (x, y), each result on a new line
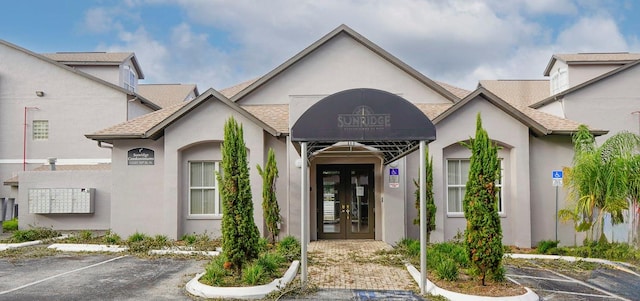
top-left (28, 188), bottom-right (95, 214)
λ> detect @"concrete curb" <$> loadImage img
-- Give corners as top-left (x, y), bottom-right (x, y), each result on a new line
top-left (506, 253), bottom-right (640, 277)
top-left (48, 243), bottom-right (128, 252)
top-left (405, 263), bottom-right (539, 301)
top-left (186, 260), bottom-right (300, 300)
top-left (0, 240), bottom-right (42, 251)
top-left (46, 243), bottom-right (221, 256)
top-left (0, 234), bottom-right (70, 251)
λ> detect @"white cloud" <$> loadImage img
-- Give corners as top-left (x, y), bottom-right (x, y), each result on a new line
top-left (82, 0), bottom-right (637, 92)
top-left (555, 16), bottom-right (629, 52)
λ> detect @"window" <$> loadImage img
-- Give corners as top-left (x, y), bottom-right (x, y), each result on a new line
top-left (32, 120), bottom-right (49, 140)
top-left (550, 68), bottom-right (568, 94)
top-left (189, 161), bottom-right (221, 216)
top-left (446, 159), bottom-right (504, 215)
top-left (123, 65), bottom-right (137, 92)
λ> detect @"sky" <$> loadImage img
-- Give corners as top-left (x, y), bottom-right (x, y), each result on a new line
top-left (1, 0), bottom-right (640, 91)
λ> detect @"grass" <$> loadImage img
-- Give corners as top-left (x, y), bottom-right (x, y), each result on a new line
top-left (531, 240), bottom-right (640, 266)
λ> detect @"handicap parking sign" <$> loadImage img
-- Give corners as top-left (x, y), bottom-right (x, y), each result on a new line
top-left (552, 170), bottom-right (563, 179)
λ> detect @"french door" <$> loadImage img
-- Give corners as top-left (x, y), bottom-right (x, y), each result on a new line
top-left (317, 164), bottom-right (374, 239)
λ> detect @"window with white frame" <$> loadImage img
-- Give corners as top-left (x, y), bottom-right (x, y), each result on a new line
top-left (446, 159), bottom-right (504, 214)
top-left (32, 120), bottom-right (49, 140)
top-left (550, 68), bottom-right (568, 94)
top-left (189, 161), bottom-right (221, 216)
top-left (123, 65), bottom-right (137, 92)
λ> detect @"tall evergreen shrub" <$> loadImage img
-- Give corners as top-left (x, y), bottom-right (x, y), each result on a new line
top-left (413, 147), bottom-right (436, 243)
top-left (257, 148), bottom-right (281, 243)
top-left (219, 117), bottom-right (260, 274)
top-left (462, 113), bottom-right (503, 285)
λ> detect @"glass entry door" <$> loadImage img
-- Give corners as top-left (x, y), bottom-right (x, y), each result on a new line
top-left (317, 164), bottom-right (374, 239)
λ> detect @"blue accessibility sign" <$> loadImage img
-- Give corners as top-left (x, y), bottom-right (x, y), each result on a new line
top-left (552, 170), bottom-right (563, 179)
top-left (389, 168), bottom-right (399, 176)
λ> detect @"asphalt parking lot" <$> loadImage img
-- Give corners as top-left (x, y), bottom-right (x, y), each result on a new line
top-left (506, 260), bottom-right (640, 301)
top-left (0, 252), bottom-right (206, 301)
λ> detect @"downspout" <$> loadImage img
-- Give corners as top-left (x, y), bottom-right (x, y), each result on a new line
top-left (97, 141), bottom-right (114, 149)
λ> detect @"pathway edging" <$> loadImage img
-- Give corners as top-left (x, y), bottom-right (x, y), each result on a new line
top-left (185, 260), bottom-right (300, 299)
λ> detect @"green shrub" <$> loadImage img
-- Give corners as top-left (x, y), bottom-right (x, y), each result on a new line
top-left (126, 232), bottom-right (154, 253)
top-left (201, 255), bottom-right (230, 286)
top-left (181, 233), bottom-right (197, 245)
top-left (256, 252), bottom-right (284, 275)
top-left (277, 235), bottom-right (301, 261)
top-left (257, 237), bottom-right (269, 253)
top-left (153, 235), bottom-right (168, 247)
top-left (242, 263), bottom-right (265, 285)
top-left (2, 218), bottom-right (18, 232)
top-left (536, 240), bottom-right (559, 254)
top-left (490, 265), bottom-right (506, 282)
top-left (103, 230), bottom-right (121, 245)
top-left (10, 227), bottom-right (59, 243)
top-left (435, 258), bottom-right (458, 281)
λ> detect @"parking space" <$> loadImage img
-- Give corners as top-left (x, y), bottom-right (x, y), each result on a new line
top-left (0, 252), bottom-right (206, 301)
top-left (507, 262), bottom-right (639, 301)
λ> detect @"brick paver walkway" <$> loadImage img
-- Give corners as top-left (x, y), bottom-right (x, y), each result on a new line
top-left (307, 240), bottom-right (418, 291)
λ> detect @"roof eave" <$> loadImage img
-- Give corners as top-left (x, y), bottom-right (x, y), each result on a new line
top-left (85, 134), bottom-right (146, 141)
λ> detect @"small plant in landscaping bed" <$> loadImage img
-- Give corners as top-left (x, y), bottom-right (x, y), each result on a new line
top-left (125, 231), bottom-right (161, 253)
top-left (103, 230), bottom-right (121, 245)
top-left (277, 235), bottom-right (301, 261)
top-left (242, 263), bottom-right (265, 285)
top-left (10, 226), bottom-right (60, 243)
top-left (435, 258), bottom-right (458, 281)
top-left (536, 240), bottom-right (559, 254)
top-left (180, 233), bottom-right (197, 245)
top-left (2, 218), bottom-right (18, 232)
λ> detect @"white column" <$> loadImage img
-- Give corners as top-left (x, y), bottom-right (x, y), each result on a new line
top-left (300, 142), bottom-right (308, 286)
top-left (419, 140), bottom-right (427, 294)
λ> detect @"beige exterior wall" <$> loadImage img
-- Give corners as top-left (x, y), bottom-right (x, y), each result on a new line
top-left (239, 32), bottom-right (452, 106)
top-left (568, 64), bottom-right (620, 88)
top-left (562, 65), bottom-right (640, 139)
top-left (429, 96), bottom-right (532, 247)
top-left (17, 170), bottom-right (111, 230)
top-left (529, 135), bottom-right (581, 246)
top-left (0, 43), bottom-right (133, 199)
top-left (110, 138), bottom-right (165, 238)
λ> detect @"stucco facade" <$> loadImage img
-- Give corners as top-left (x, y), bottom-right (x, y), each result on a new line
top-left (9, 25), bottom-right (640, 248)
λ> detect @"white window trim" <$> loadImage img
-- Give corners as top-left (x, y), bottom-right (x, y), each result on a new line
top-left (188, 161), bottom-right (222, 219)
top-left (446, 158), bottom-right (505, 217)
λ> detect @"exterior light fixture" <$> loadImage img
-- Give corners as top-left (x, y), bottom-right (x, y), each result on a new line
top-left (36, 91), bottom-right (45, 97)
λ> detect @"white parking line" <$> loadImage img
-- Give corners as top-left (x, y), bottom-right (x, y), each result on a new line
top-left (0, 255), bottom-right (128, 295)
top-left (508, 265), bottom-right (632, 301)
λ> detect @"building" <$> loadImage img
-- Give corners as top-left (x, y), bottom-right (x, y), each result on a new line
top-left (9, 25), bottom-right (640, 248)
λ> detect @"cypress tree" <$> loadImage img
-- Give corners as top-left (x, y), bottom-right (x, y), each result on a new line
top-left (219, 116), bottom-right (260, 274)
top-left (257, 148), bottom-right (281, 244)
top-left (413, 147), bottom-right (436, 243)
top-left (463, 113), bottom-right (503, 286)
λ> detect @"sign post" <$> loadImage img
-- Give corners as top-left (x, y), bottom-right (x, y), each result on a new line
top-left (552, 170), bottom-right (563, 241)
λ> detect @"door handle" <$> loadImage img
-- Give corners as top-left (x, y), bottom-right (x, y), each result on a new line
top-left (346, 205), bottom-right (350, 220)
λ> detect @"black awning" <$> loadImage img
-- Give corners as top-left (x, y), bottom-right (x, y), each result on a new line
top-left (291, 88), bottom-right (436, 164)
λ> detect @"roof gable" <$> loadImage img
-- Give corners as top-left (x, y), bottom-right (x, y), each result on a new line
top-left (434, 87), bottom-right (606, 136)
top-left (138, 84), bottom-right (199, 108)
top-left (0, 39), bottom-right (160, 110)
top-left (86, 88), bottom-right (280, 141)
top-left (543, 52), bottom-right (640, 76)
top-left (43, 52), bottom-right (145, 79)
top-left (532, 58), bottom-right (640, 108)
top-left (230, 24), bottom-right (459, 103)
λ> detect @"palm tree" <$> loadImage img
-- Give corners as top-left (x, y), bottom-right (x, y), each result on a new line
top-left (564, 125), bottom-right (640, 243)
